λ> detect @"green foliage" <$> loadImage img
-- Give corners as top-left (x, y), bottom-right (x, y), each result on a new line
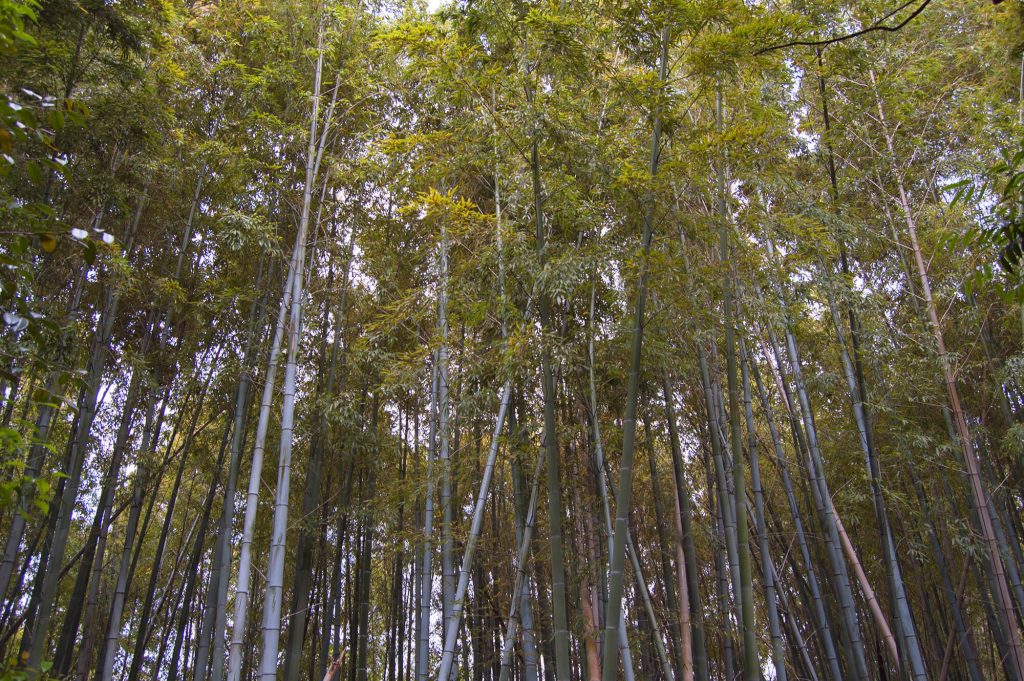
top-left (947, 140), bottom-right (1024, 301)
top-left (988, 143), bottom-right (1024, 279)
top-left (0, 0), bottom-right (1021, 679)
top-left (0, 0), bottom-right (36, 54)
top-left (0, 657), bottom-right (55, 680)
top-left (0, 418), bottom-right (59, 519)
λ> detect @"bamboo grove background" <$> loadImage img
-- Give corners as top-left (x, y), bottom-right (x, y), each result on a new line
top-left (1, 0), bottom-right (1024, 680)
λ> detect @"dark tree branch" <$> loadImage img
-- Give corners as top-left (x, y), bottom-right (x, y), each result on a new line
top-left (755, 0), bottom-right (933, 55)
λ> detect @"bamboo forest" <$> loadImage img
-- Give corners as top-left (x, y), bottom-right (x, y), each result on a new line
top-left (3, 0), bottom-right (1024, 679)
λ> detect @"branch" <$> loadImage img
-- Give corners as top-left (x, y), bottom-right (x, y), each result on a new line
top-left (755, 0), bottom-right (933, 55)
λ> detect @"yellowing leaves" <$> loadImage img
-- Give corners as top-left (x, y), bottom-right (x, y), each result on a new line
top-left (401, 187), bottom-right (489, 244)
top-left (378, 130), bottom-right (453, 156)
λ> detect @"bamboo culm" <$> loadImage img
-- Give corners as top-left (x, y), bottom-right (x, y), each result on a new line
top-left (600, 27), bottom-right (668, 681)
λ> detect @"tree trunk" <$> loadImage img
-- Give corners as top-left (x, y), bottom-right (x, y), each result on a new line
top-left (739, 341), bottom-right (788, 681)
top-left (870, 67), bottom-right (1024, 678)
top-left (258, 58), bottom-right (322, 679)
top-left (54, 362), bottom-right (145, 676)
top-left (747, 336), bottom-right (843, 681)
top-left (641, 413), bottom-right (684, 675)
top-left (599, 27), bottom-right (668, 681)
top-left (25, 279), bottom-right (123, 672)
top-left (661, 375), bottom-right (708, 681)
top-left (168, 424), bottom-right (229, 681)
top-left (436, 383), bottom-right (511, 680)
top-left (226, 245), bottom-right (298, 681)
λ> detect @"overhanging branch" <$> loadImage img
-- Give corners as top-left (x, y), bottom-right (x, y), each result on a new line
top-left (755, 0), bottom-right (933, 55)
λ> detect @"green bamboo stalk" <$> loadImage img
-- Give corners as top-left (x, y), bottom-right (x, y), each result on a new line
top-left (747, 335), bottom-right (843, 681)
top-left (661, 375), bottom-right (710, 681)
top-left (740, 339), bottom-right (787, 681)
top-left (714, 87), bottom-right (758, 681)
top-left (599, 25), bottom-right (669, 681)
